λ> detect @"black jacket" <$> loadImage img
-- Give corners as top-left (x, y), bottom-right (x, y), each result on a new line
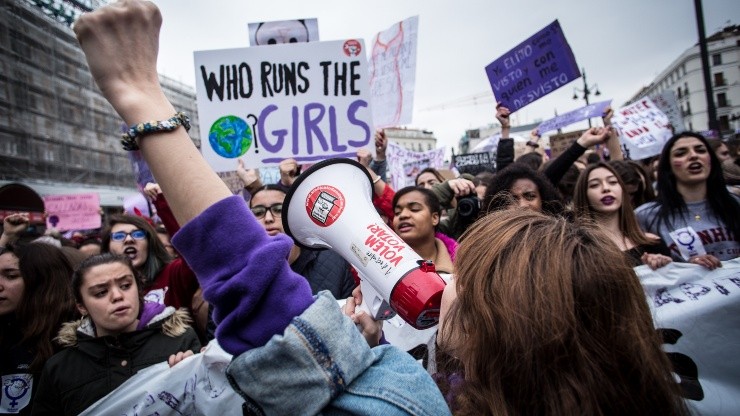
top-left (32, 308), bottom-right (200, 416)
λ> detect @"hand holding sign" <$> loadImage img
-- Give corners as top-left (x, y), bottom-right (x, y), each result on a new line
top-left (576, 127), bottom-right (610, 148)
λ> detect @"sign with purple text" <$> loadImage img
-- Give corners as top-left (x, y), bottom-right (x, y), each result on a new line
top-left (368, 16), bottom-right (419, 128)
top-left (537, 99), bottom-right (612, 134)
top-left (43, 193), bottom-right (101, 231)
top-left (612, 97), bottom-right (673, 160)
top-left (194, 40), bottom-right (374, 171)
top-left (485, 20), bottom-right (580, 113)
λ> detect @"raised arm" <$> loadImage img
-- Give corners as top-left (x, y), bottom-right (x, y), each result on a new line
top-left (73, 1), bottom-right (230, 226)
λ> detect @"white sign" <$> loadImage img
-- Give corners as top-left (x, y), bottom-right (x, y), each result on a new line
top-left (194, 40), bottom-right (375, 171)
top-left (651, 90), bottom-right (685, 131)
top-left (386, 141), bottom-right (446, 191)
top-left (636, 259), bottom-right (740, 415)
top-left (368, 16), bottom-right (419, 128)
top-left (612, 97), bottom-right (673, 160)
top-left (248, 18), bottom-right (320, 46)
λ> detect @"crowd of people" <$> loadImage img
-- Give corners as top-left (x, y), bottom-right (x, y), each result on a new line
top-left (1, 1), bottom-right (739, 415)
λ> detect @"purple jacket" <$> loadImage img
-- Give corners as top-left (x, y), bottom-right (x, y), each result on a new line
top-left (172, 196), bottom-right (314, 355)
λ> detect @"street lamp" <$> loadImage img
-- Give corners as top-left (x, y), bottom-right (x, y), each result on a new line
top-left (572, 67), bottom-right (601, 127)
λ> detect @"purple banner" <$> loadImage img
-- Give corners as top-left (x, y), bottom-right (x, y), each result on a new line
top-left (485, 20), bottom-right (580, 113)
top-left (537, 99), bottom-right (612, 134)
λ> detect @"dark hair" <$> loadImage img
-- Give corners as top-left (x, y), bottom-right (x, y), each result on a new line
top-left (15, 243), bottom-right (77, 372)
top-left (392, 186), bottom-right (442, 218)
top-left (250, 184), bottom-right (287, 207)
top-left (610, 160), bottom-right (656, 207)
top-left (514, 152), bottom-right (543, 171)
top-left (72, 253), bottom-right (144, 306)
top-left (439, 210), bottom-right (688, 415)
top-left (415, 167), bottom-right (445, 186)
top-left (652, 132), bottom-right (740, 237)
top-left (101, 215), bottom-right (172, 284)
top-left (573, 162), bottom-right (653, 248)
top-left (482, 164), bottom-right (563, 216)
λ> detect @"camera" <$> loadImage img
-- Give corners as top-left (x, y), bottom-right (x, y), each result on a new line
top-left (456, 195), bottom-right (480, 221)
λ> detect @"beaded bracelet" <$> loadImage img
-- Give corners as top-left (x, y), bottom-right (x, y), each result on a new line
top-left (121, 112), bottom-right (191, 151)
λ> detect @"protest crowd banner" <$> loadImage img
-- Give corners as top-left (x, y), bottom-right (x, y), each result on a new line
top-left (650, 90), bottom-right (685, 131)
top-left (611, 97), bottom-right (673, 160)
top-left (453, 152), bottom-right (496, 175)
top-left (536, 99), bottom-right (612, 134)
top-left (194, 39), bottom-right (375, 171)
top-left (368, 16), bottom-right (419, 128)
top-left (635, 259), bottom-right (740, 415)
top-left (386, 141), bottom-right (446, 191)
top-left (485, 20), bottom-right (580, 113)
top-left (42, 193), bottom-right (101, 231)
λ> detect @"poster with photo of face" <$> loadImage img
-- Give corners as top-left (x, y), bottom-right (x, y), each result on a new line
top-left (248, 18), bottom-right (319, 46)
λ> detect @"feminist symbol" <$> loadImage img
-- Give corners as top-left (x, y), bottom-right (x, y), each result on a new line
top-left (4, 376), bottom-right (30, 408)
top-left (675, 230), bottom-right (696, 251)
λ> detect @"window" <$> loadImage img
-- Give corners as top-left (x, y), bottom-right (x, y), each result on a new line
top-left (714, 72), bottom-right (725, 87)
top-left (677, 88), bottom-right (682, 99)
top-left (719, 115), bottom-right (730, 131)
top-left (712, 53), bottom-right (722, 65)
top-left (684, 83), bottom-right (689, 96)
top-left (685, 102), bottom-right (691, 115)
top-left (717, 93), bottom-right (728, 107)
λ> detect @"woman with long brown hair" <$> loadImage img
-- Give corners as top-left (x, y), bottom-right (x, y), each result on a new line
top-left (573, 162), bottom-right (672, 269)
top-left (437, 210), bottom-right (687, 415)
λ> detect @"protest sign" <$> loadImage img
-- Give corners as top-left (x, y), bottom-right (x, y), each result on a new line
top-left (547, 129), bottom-right (586, 158)
top-left (248, 18), bottom-right (319, 46)
top-left (386, 141), bottom-right (446, 191)
top-left (43, 193), bottom-right (101, 231)
top-left (194, 40), bottom-right (374, 171)
top-left (79, 341), bottom-right (243, 416)
top-left (485, 20), bottom-right (580, 113)
top-left (537, 99), bottom-right (612, 134)
top-left (612, 97), bottom-right (672, 160)
top-left (635, 259), bottom-right (740, 415)
top-left (368, 16), bottom-right (419, 128)
top-left (650, 90), bottom-right (684, 131)
top-left (453, 152), bottom-right (496, 175)
top-left (470, 134), bottom-right (501, 153)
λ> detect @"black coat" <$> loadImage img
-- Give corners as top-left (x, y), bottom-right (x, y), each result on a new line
top-left (31, 308), bottom-right (200, 416)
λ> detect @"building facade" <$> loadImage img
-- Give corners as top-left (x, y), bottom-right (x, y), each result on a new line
top-left (383, 127), bottom-right (437, 152)
top-left (0, 0), bottom-right (200, 206)
top-left (628, 25), bottom-right (739, 136)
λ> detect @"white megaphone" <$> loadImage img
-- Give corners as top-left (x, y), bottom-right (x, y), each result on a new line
top-left (282, 158), bottom-right (446, 329)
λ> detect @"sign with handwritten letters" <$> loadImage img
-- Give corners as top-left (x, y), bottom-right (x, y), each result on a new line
top-left (536, 99), bottom-right (612, 134)
top-left (368, 16), bottom-right (419, 128)
top-left (611, 97), bottom-right (673, 160)
top-left (453, 152), bottom-right (496, 175)
top-left (194, 40), bottom-right (375, 171)
top-left (636, 260), bottom-right (740, 415)
top-left (650, 90), bottom-right (684, 131)
top-left (43, 193), bottom-right (101, 231)
top-left (485, 20), bottom-right (581, 113)
top-left (386, 141), bottom-right (446, 191)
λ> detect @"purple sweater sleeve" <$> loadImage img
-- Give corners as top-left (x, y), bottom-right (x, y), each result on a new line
top-left (171, 196), bottom-right (314, 356)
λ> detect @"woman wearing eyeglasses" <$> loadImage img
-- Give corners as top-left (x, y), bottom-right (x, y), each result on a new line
top-left (101, 214), bottom-right (199, 317)
top-left (249, 185), bottom-right (355, 299)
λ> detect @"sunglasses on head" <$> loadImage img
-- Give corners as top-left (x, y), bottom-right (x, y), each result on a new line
top-left (251, 203), bottom-right (283, 219)
top-left (110, 229), bottom-right (147, 242)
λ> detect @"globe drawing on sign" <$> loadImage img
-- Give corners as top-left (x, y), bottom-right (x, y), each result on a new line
top-left (209, 115), bottom-right (253, 158)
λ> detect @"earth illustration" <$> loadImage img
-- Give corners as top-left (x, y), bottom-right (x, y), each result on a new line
top-left (208, 115), bottom-right (253, 158)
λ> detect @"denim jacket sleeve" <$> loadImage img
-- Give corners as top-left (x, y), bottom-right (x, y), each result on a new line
top-left (226, 292), bottom-right (451, 416)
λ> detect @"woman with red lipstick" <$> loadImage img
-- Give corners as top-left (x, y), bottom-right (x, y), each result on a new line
top-left (635, 132), bottom-right (740, 267)
top-left (33, 253), bottom-right (200, 415)
top-left (573, 162), bottom-right (672, 269)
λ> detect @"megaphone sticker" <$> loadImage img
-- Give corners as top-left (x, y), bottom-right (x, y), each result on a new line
top-left (306, 185), bottom-right (345, 227)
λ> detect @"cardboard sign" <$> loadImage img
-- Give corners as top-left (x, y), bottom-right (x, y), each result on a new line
top-left (548, 129), bottom-right (586, 158)
top-left (194, 40), bottom-right (375, 171)
top-left (248, 18), bottom-right (320, 46)
top-left (537, 99), bottom-right (612, 134)
top-left (485, 20), bottom-right (580, 113)
top-left (43, 193), bottom-right (101, 231)
top-left (612, 97), bottom-right (673, 160)
top-left (368, 16), bottom-right (419, 128)
top-left (636, 260), bottom-right (740, 415)
top-left (386, 141), bottom-right (446, 191)
top-left (453, 152), bottom-right (496, 175)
